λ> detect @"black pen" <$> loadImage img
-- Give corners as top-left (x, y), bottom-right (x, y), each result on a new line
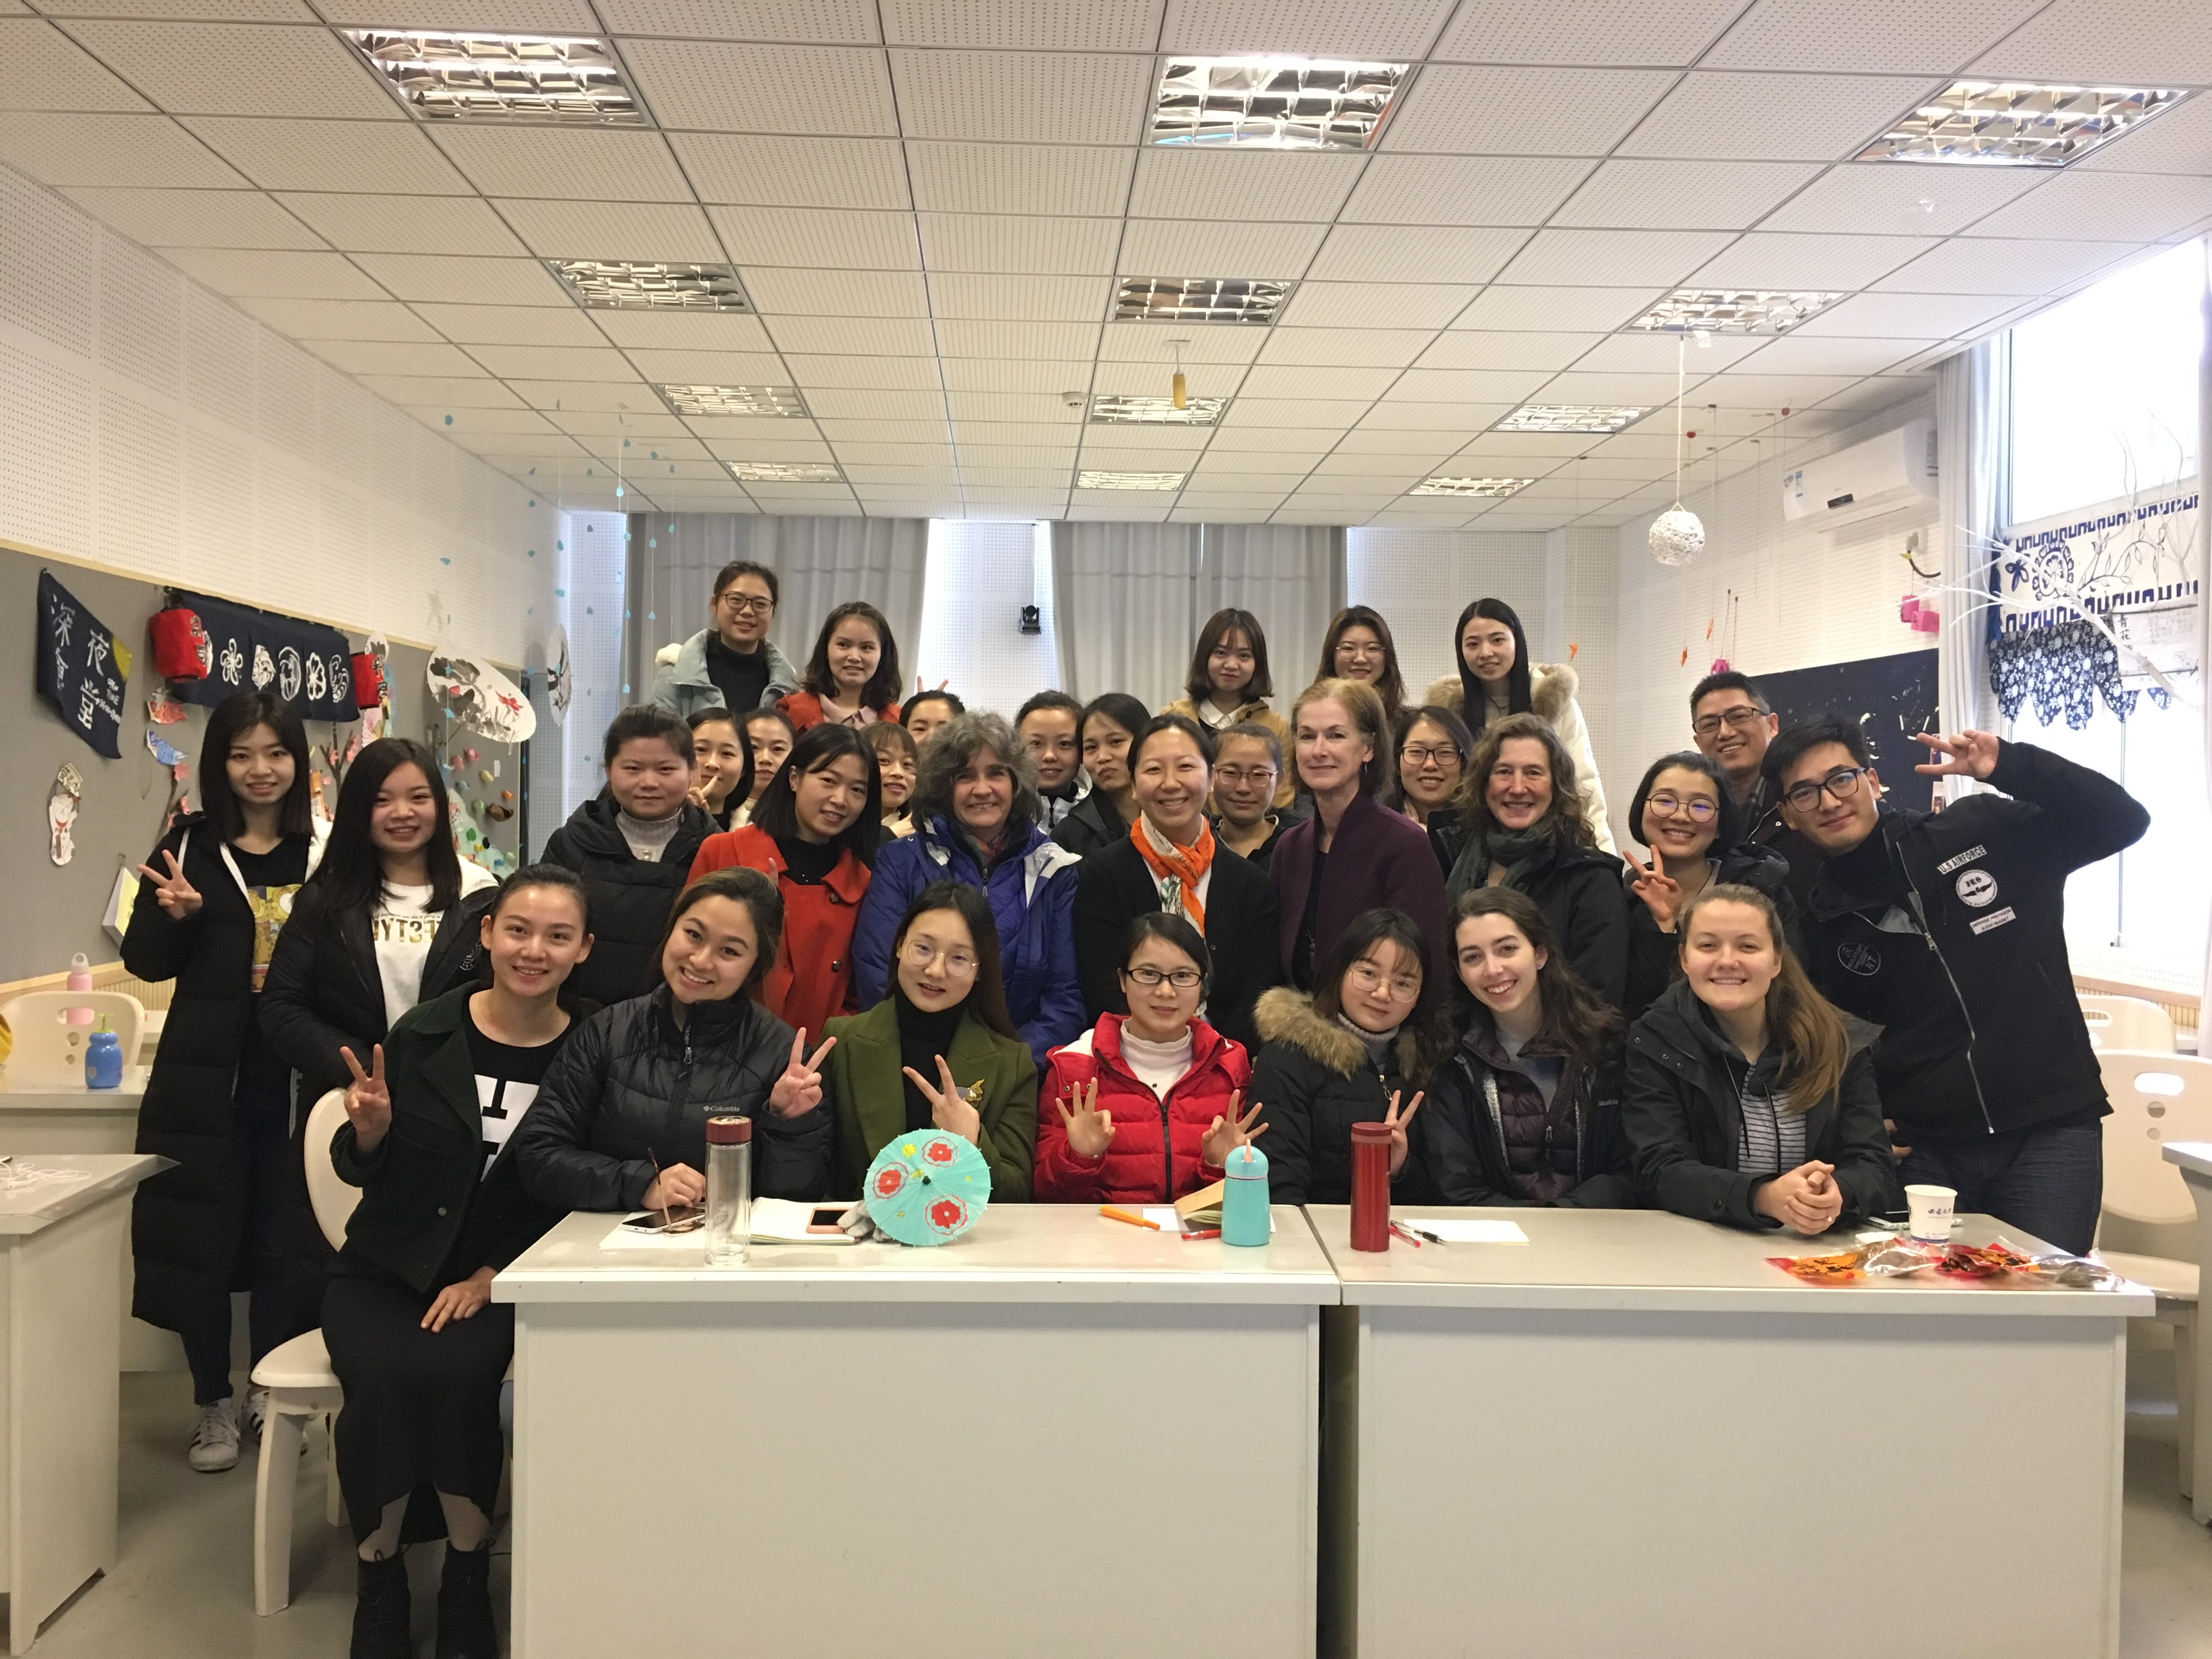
top-left (1402, 1223), bottom-right (1446, 1245)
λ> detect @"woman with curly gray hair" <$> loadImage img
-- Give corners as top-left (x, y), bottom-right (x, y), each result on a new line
top-left (850, 711), bottom-right (1085, 1066)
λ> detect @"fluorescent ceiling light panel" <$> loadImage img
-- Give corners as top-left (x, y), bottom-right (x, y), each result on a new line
top-left (1495, 404), bottom-right (1647, 435)
top-left (656, 384), bottom-right (807, 417)
top-left (1115, 278), bottom-right (1290, 325)
top-left (1632, 290), bottom-right (1842, 335)
top-left (1151, 58), bottom-right (1408, 151)
top-left (551, 261), bottom-right (749, 312)
top-left (1088, 394), bottom-right (1228, 426)
top-left (727, 461), bottom-right (841, 482)
top-left (1859, 81), bottom-right (2188, 167)
top-left (1412, 476), bottom-right (1532, 498)
top-left (346, 31), bottom-right (640, 125)
top-left (1077, 471), bottom-right (1186, 490)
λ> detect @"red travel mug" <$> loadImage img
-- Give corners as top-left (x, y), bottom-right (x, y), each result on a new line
top-left (1349, 1122), bottom-right (1392, 1252)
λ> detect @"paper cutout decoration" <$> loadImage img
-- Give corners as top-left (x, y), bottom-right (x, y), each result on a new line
top-left (428, 654), bottom-right (537, 744)
top-left (167, 591), bottom-right (353, 723)
top-left (145, 728), bottom-right (188, 769)
top-left (545, 625), bottom-right (572, 721)
top-left (862, 1128), bottom-right (991, 1246)
top-left (146, 691), bottom-right (187, 725)
top-left (150, 607), bottom-right (213, 681)
top-left (36, 572), bottom-right (126, 759)
top-left (47, 764), bottom-right (82, 866)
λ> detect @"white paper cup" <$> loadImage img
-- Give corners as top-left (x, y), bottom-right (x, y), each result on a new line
top-left (1904, 1183), bottom-right (1957, 1243)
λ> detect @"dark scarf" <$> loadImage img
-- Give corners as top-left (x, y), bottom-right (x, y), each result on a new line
top-left (773, 832), bottom-right (840, 885)
top-left (1470, 819), bottom-right (1559, 882)
top-left (894, 980), bottom-right (969, 1133)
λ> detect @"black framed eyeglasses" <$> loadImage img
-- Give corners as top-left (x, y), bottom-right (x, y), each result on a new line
top-left (1646, 792), bottom-right (1717, 822)
top-left (1122, 966), bottom-right (1203, 989)
top-left (1782, 766), bottom-right (1870, 812)
top-left (1692, 706), bottom-right (1765, 737)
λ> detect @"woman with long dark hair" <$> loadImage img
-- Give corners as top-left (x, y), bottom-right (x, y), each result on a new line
top-left (1424, 597), bottom-right (1613, 850)
top-left (1316, 605), bottom-right (1408, 732)
top-left (1165, 607), bottom-right (1296, 805)
top-left (126, 690), bottom-right (323, 1474)
top-left (1051, 691), bottom-right (1151, 858)
top-left (1622, 884), bottom-right (1900, 1232)
top-left (1424, 888), bottom-right (1635, 1207)
top-left (822, 881), bottom-right (1037, 1200)
top-left (780, 600), bottom-right (904, 732)
top-left (689, 723), bottom-right (881, 1043)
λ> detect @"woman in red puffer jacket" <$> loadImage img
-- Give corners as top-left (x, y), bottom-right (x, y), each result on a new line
top-left (1036, 913), bottom-right (1260, 1204)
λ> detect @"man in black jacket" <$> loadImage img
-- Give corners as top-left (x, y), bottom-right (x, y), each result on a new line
top-left (1767, 717), bottom-right (2149, 1254)
top-left (1690, 671), bottom-right (1782, 839)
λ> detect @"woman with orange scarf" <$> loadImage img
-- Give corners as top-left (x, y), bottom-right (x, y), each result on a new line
top-left (1071, 713), bottom-right (1280, 1054)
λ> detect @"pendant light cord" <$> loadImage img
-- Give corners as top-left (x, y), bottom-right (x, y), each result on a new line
top-left (1673, 333), bottom-right (1687, 504)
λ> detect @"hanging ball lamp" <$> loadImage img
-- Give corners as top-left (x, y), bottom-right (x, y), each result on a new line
top-left (1650, 506), bottom-right (1706, 566)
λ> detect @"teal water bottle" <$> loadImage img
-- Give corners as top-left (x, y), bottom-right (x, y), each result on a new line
top-left (1220, 1143), bottom-right (1269, 1248)
top-left (85, 1020), bottom-right (123, 1090)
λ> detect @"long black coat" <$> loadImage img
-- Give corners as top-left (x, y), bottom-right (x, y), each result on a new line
top-left (1245, 988), bottom-right (1430, 1207)
top-left (540, 792), bottom-right (717, 1009)
top-left (122, 815), bottom-right (320, 1339)
top-left (1070, 836), bottom-right (1279, 1056)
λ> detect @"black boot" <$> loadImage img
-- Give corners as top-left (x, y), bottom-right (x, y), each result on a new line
top-left (435, 1542), bottom-right (499, 1659)
top-left (350, 1552), bottom-right (412, 1659)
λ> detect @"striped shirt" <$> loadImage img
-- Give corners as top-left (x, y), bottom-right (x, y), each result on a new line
top-left (1736, 1079), bottom-right (1805, 1177)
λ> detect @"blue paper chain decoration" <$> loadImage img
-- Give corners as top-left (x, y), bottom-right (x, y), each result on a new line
top-left (1989, 619), bottom-right (2169, 729)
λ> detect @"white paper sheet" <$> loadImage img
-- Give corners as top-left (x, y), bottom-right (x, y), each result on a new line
top-left (1401, 1217), bottom-right (1528, 1244)
top-left (1137, 1206), bottom-right (1274, 1235)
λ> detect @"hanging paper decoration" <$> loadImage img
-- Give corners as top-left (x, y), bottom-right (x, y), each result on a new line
top-left (145, 728), bottom-right (188, 769)
top-left (36, 572), bottom-right (127, 759)
top-left (167, 591), bottom-right (353, 723)
top-left (545, 624), bottom-right (572, 722)
top-left (150, 607), bottom-right (213, 681)
top-left (47, 764), bottom-right (83, 865)
top-left (863, 1127), bottom-right (991, 1246)
top-left (1648, 336), bottom-right (1705, 567)
top-left (427, 654), bottom-right (537, 744)
top-left (146, 691), bottom-right (187, 725)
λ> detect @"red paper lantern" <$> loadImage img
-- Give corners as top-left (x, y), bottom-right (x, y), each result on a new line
top-left (351, 653), bottom-right (383, 708)
top-left (150, 608), bottom-right (212, 681)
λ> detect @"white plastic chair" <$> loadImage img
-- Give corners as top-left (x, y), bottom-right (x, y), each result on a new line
top-left (250, 1090), bottom-right (357, 1616)
top-left (0, 990), bottom-right (145, 1086)
top-left (2080, 994), bottom-right (2176, 1053)
top-left (2097, 1049), bottom-right (2212, 1499)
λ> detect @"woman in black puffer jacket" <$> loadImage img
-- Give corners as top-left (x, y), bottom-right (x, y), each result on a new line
top-left (512, 867), bottom-right (834, 1214)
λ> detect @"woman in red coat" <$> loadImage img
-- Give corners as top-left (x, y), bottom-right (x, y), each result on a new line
top-left (779, 601), bottom-right (904, 732)
top-left (688, 724), bottom-right (879, 1042)
top-left (1034, 913), bottom-right (1262, 1204)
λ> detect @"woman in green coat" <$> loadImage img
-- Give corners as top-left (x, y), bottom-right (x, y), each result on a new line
top-left (823, 880), bottom-right (1036, 1201)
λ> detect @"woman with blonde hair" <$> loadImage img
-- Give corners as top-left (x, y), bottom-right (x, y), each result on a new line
top-left (1621, 883), bottom-right (1899, 1233)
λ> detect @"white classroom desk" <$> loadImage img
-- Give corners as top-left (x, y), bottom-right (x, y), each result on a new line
top-left (495, 1204), bottom-right (1338, 1659)
top-left (1307, 1204), bottom-right (2150, 1659)
top-left (2161, 1140), bottom-right (2212, 1523)
top-left (0, 1154), bottom-right (162, 1653)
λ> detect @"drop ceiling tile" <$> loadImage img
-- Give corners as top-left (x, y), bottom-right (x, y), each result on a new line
top-left (66, 185), bottom-right (323, 247)
top-left (920, 213), bottom-right (1120, 275)
top-left (414, 406), bottom-right (559, 434)
top-left (1754, 162), bottom-right (2042, 236)
top-left (1495, 228), bottom-right (1735, 287)
top-left (1116, 219), bottom-right (1328, 278)
top-left (883, 0), bottom-right (1158, 48)
top-left (0, 19), bottom-right (152, 109)
top-left (505, 378), bottom-right (662, 411)
top-left (178, 116), bottom-right (472, 196)
top-left (906, 143), bottom-right (1133, 216)
top-left (616, 348), bottom-right (789, 381)
top-left (278, 193), bottom-right (524, 256)
top-left (941, 357), bottom-right (1093, 394)
top-left (59, 20), bottom-right (399, 119)
top-left (444, 430), bottom-right (586, 457)
top-left (1219, 398), bottom-right (1373, 427)
top-left (321, 0), bottom-right (596, 22)
top-left (351, 252), bottom-right (572, 303)
top-left (788, 352), bottom-right (941, 389)
top-left (890, 49), bottom-right (1149, 145)
top-left (670, 133), bottom-right (909, 209)
top-left (1553, 159), bottom-right (1824, 231)
top-left (592, 309), bottom-right (776, 348)
top-left (842, 464), bottom-right (961, 484)
top-left (1568, 332), bottom-right (1767, 372)
top-left (1303, 228), bottom-right (1521, 290)
top-left (757, 314), bottom-right (929, 356)
top-left (1697, 371), bottom-right (1861, 406)
top-left (744, 267), bottom-right (933, 314)
top-left (162, 247), bottom-right (383, 297)
top-left (803, 388), bottom-right (946, 419)
top-left (466, 343), bottom-right (639, 380)
top-left (620, 41), bottom-right (897, 133)
top-left (1160, 0), bottom-right (1449, 57)
top-left (1127, 149), bottom-right (1364, 223)
top-left (1703, 0), bottom-right (2039, 72)
top-left (962, 466), bottom-right (1070, 488)
top-left (1620, 72), bottom-right (1939, 161)
top-left (599, 0), bottom-right (877, 37)
top-left (1430, 0), bottom-right (1742, 65)
top-left (1793, 290), bottom-right (2022, 337)
top-left (2078, 93), bottom-right (2212, 177)
top-left (1451, 286), bottom-right (1662, 332)
top-left (0, 112), bottom-right (245, 188)
top-left (1278, 280), bottom-right (1476, 330)
top-left (234, 297), bottom-right (443, 340)
top-left (944, 390), bottom-right (1085, 425)
top-left (1382, 65), bottom-right (1676, 155)
top-left (1386, 367), bottom-right (1554, 404)
top-left (1200, 425), bottom-right (1330, 453)
top-left (410, 302), bottom-right (607, 346)
top-left (1075, 427), bottom-right (1206, 455)
top-left (1097, 324), bottom-right (1263, 363)
top-left (1689, 232), bottom-right (1936, 289)
top-left (1331, 428), bottom-right (1466, 456)
top-left (551, 413), bottom-right (695, 440)
top-left (1454, 431), bottom-right (1592, 458)
top-left (830, 442), bottom-right (955, 464)
top-left (708, 205), bottom-right (920, 269)
top-left (495, 199), bottom-right (722, 260)
top-left (1258, 328), bottom-right (1435, 368)
top-left (303, 338), bottom-right (478, 375)
top-left (1967, 0), bottom-right (2212, 83)
top-left (1733, 334), bottom-right (1940, 375)
top-left (1353, 400), bottom-right (1511, 430)
top-left (935, 319), bottom-right (1101, 360)
top-left (929, 272), bottom-right (1112, 322)
top-left (1414, 332), bottom-right (1604, 372)
top-left (1870, 238), bottom-right (2131, 296)
top-left (39, 0), bottom-right (315, 16)
top-left (1340, 156), bottom-right (1592, 227)
top-left (1963, 172), bottom-right (2212, 243)
top-left (430, 127), bottom-right (691, 202)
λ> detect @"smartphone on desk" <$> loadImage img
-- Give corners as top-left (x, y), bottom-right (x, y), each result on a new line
top-left (621, 1206), bottom-right (706, 1234)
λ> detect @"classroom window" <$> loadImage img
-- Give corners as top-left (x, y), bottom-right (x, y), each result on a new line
top-left (911, 520), bottom-right (1059, 712)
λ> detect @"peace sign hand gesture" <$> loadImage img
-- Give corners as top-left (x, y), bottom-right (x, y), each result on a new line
top-left (767, 1028), bottom-right (836, 1119)
top-left (1624, 853), bottom-right (1684, 932)
top-left (1200, 1091), bottom-right (1269, 1170)
top-left (136, 850), bottom-right (203, 919)
top-left (1054, 1078), bottom-right (1115, 1161)
top-left (1914, 729), bottom-right (2000, 781)
top-left (904, 1054), bottom-right (982, 1144)
top-left (340, 1045), bottom-right (391, 1152)
top-left (1383, 1090), bottom-right (1424, 1177)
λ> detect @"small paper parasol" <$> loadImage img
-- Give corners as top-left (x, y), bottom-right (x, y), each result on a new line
top-left (862, 1130), bottom-right (990, 1246)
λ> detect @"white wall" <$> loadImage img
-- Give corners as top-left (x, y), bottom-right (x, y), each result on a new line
top-left (0, 163), bottom-right (556, 669)
top-left (549, 509), bottom-right (630, 828)
top-left (913, 519), bottom-right (1058, 715)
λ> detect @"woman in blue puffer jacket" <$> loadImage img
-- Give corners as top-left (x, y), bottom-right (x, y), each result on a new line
top-left (851, 712), bottom-right (1084, 1068)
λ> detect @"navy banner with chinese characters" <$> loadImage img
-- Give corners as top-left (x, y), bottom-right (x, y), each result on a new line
top-left (36, 570), bottom-right (126, 758)
top-left (167, 590), bottom-right (354, 722)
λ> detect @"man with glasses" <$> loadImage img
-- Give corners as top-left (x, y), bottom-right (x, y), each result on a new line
top-left (1689, 672), bottom-right (1782, 836)
top-left (1766, 715), bottom-right (2148, 1254)
top-left (651, 559), bottom-right (800, 719)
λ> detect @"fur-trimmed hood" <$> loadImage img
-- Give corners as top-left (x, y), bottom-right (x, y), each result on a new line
top-left (1421, 661), bottom-right (1578, 724)
top-left (1253, 986), bottom-right (1424, 1081)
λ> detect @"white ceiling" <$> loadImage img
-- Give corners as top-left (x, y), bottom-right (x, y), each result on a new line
top-left (3, 0), bottom-right (2210, 525)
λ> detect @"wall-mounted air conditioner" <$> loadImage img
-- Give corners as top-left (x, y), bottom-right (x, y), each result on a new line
top-left (1781, 417), bottom-right (1938, 526)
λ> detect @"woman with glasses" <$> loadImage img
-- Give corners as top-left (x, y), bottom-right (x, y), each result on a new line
top-left (1248, 909), bottom-right (1431, 1206)
top-left (1165, 607), bottom-right (1297, 806)
top-left (1392, 704), bottom-right (1476, 876)
top-left (1315, 606), bottom-right (1408, 733)
top-left (1071, 714), bottom-right (1279, 1053)
top-left (650, 558), bottom-right (799, 719)
top-left (1620, 752), bottom-right (1799, 1022)
top-left (823, 881), bottom-right (1036, 1201)
top-left (1210, 722), bottom-right (1293, 870)
top-left (1035, 913), bottom-right (1259, 1205)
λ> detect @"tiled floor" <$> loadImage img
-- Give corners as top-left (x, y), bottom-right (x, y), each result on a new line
top-left (20, 1346), bottom-right (2212, 1657)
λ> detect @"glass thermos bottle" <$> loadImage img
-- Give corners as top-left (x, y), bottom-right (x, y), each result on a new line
top-left (704, 1114), bottom-right (752, 1266)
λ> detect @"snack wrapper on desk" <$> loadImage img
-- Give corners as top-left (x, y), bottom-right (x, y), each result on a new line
top-left (2009, 1249), bottom-right (2127, 1290)
top-left (1768, 1245), bottom-right (1867, 1283)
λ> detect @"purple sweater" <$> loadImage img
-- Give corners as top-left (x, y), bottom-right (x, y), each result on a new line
top-left (1268, 790), bottom-right (1451, 1005)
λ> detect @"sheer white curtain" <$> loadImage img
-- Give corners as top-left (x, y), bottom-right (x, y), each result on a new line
top-left (1197, 524), bottom-right (1347, 703)
top-left (2198, 245), bottom-right (2211, 1020)
top-left (1936, 338), bottom-right (2008, 798)
top-left (623, 514), bottom-right (929, 702)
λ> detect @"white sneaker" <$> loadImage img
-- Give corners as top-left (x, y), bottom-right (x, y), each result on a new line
top-left (187, 1400), bottom-right (240, 1473)
top-left (242, 1386), bottom-right (268, 1446)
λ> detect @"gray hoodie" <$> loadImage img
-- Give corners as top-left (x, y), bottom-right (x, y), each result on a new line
top-left (648, 627), bottom-right (800, 718)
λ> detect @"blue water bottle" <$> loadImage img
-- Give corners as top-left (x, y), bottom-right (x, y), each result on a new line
top-left (1220, 1143), bottom-right (1270, 1248)
top-left (85, 1020), bottom-right (123, 1090)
